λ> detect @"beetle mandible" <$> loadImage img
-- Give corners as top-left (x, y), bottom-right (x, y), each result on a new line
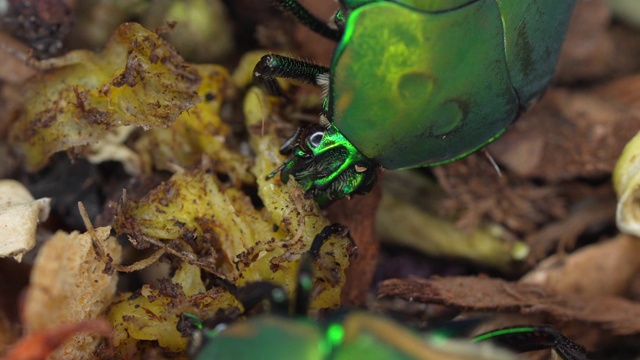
top-left (254, 0), bottom-right (576, 207)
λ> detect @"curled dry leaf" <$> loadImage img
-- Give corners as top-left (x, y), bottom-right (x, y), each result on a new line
top-left (23, 227), bottom-right (121, 359)
top-left (0, 179), bottom-right (50, 261)
top-left (379, 276), bottom-right (640, 346)
top-left (9, 22), bottom-right (201, 171)
top-left (521, 234), bottom-right (640, 297)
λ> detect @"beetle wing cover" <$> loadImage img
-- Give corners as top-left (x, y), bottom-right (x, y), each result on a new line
top-left (330, 1), bottom-right (518, 169)
top-left (496, 0), bottom-right (576, 104)
top-left (199, 317), bottom-right (325, 360)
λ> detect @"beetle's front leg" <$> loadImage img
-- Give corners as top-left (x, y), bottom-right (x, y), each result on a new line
top-left (253, 54), bottom-right (329, 96)
top-left (271, 0), bottom-right (342, 41)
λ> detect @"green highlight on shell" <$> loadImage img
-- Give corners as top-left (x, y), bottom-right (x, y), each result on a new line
top-left (471, 326), bottom-right (535, 343)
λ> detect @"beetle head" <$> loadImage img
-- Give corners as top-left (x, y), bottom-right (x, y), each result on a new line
top-left (274, 124), bottom-right (378, 207)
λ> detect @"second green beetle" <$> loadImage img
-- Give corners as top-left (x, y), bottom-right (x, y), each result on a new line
top-left (255, 0), bottom-right (576, 206)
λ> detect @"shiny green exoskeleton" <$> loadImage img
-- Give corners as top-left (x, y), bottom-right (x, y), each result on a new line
top-left (255, 0), bottom-right (576, 206)
top-left (189, 314), bottom-right (589, 360)
top-left (190, 312), bottom-right (519, 360)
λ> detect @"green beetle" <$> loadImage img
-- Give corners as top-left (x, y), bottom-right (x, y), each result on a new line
top-left (255, 0), bottom-right (576, 206)
top-left (188, 312), bottom-right (523, 360)
top-left (188, 313), bottom-right (589, 359)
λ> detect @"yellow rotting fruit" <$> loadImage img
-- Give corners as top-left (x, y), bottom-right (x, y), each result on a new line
top-left (135, 64), bottom-right (253, 183)
top-left (109, 56), bottom-right (355, 354)
top-left (9, 22), bottom-right (201, 171)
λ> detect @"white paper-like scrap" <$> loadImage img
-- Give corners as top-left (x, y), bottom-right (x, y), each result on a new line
top-left (0, 179), bottom-right (51, 261)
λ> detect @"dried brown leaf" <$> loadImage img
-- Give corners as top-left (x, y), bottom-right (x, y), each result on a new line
top-left (379, 276), bottom-right (640, 335)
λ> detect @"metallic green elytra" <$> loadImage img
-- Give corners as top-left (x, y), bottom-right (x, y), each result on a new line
top-left (257, 0), bottom-right (576, 206)
top-left (193, 317), bottom-right (327, 360)
top-left (190, 313), bottom-right (525, 360)
top-left (331, 0), bottom-right (575, 169)
top-left (189, 313), bottom-right (589, 359)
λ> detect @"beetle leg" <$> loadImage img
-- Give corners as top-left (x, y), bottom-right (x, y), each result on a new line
top-left (309, 223), bottom-right (351, 259)
top-left (235, 282), bottom-right (290, 315)
top-left (253, 54), bottom-right (329, 96)
top-left (279, 126), bottom-right (304, 155)
top-left (297, 223), bottom-right (353, 313)
top-left (552, 332), bottom-right (591, 360)
top-left (472, 325), bottom-right (589, 360)
top-left (271, 0), bottom-right (342, 41)
top-left (213, 224), bottom-right (352, 318)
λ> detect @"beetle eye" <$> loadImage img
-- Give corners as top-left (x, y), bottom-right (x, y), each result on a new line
top-left (307, 131), bottom-right (324, 149)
